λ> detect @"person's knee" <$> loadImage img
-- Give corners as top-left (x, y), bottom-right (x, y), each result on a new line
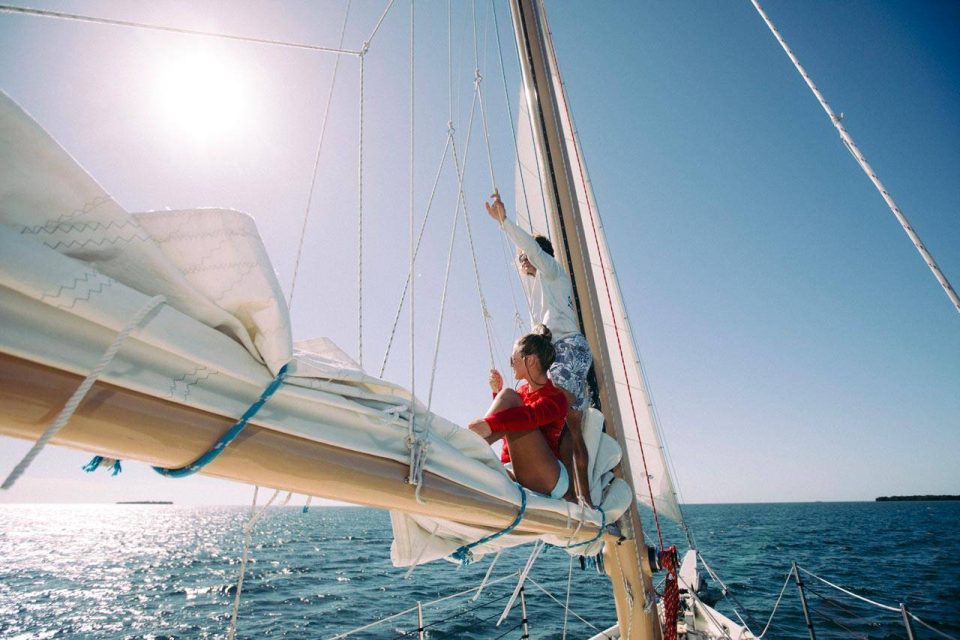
top-left (497, 388), bottom-right (522, 406)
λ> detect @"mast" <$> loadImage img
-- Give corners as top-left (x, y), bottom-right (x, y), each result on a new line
top-left (509, 2), bottom-right (661, 638)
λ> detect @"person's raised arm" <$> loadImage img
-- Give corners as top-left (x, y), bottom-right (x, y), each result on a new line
top-left (485, 191), bottom-right (562, 279)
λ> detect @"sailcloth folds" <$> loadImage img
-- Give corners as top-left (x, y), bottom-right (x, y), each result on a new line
top-left (0, 90), bottom-right (631, 562)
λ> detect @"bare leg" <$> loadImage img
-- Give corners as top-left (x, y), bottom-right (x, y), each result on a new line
top-left (503, 429), bottom-right (560, 495)
top-left (557, 389), bottom-right (593, 508)
top-left (483, 389), bottom-right (559, 494)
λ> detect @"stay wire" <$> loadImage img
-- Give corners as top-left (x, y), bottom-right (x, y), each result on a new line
top-left (0, 4), bottom-right (361, 55)
top-left (366, 0), bottom-right (395, 46)
top-left (491, 0), bottom-right (543, 232)
top-left (288, 0), bottom-right (352, 310)
top-left (379, 135), bottom-right (453, 377)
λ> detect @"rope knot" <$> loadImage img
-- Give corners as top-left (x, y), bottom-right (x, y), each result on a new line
top-left (360, 41), bottom-right (370, 57)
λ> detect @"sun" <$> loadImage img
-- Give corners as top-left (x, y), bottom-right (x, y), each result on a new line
top-left (154, 47), bottom-right (250, 141)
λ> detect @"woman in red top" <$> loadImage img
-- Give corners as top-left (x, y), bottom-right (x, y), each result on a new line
top-left (468, 325), bottom-right (569, 499)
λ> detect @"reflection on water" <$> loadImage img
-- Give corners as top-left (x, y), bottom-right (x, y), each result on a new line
top-left (2, 503), bottom-right (959, 639)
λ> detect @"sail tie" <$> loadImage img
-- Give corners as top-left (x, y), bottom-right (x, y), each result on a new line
top-left (563, 507), bottom-right (606, 552)
top-left (449, 483), bottom-right (527, 565)
top-left (153, 364), bottom-right (289, 478)
top-left (1, 294), bottom-right (166, 491)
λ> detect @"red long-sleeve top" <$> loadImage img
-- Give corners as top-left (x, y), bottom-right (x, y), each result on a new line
top-left (485, 380), bottom-right (568, 464)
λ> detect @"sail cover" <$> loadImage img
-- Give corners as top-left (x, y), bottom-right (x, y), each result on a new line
top-left (512, 17), bottom-right (682, 524)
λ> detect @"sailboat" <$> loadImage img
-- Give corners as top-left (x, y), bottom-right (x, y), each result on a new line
top-left (1, 1), bottom-right (957, 639)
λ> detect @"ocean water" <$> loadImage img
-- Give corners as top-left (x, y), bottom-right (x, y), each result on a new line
top-left (1, 502), bottom-right (958, 639)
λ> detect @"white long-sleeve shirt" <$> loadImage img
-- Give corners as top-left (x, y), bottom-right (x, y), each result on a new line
top-left (501, 217), bottom-right (580, 340)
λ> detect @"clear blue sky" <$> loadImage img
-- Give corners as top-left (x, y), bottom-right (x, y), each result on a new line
top-left (1, 0), bottom-right (957, 506)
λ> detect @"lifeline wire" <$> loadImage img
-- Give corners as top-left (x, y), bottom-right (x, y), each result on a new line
top-left (2, 294), bottom-right (165, 490)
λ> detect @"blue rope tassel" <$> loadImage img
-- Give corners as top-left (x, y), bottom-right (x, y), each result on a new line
top-left (153, 364), bottom-right (289, 478)
top-left (564, 508), bottom-right (606, 553)
top-left (81, 456), bottom-right (123, 476)
top-left (450, 484), bottom-right (527, 565)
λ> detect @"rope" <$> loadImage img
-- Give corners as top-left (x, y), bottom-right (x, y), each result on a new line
top-left (153, 364), bottom-right (289, 478)
top-left (498, 539), bottom-right (544, 626)
top-left (366, 0), bottom-right (396, 47)
top-left (563, 509), bottom-right (605, 551)
top-left (0, 4), bottom-right (361, 55)
top-left (755, 567), bottom-right (794, 638)
top-left (491, 0), bottom-right (545, 232)
top-left (357, 43), bottom-right (367, 368)
top-left (449, 107), bottom-right (498, 369)
top-left (450, 484), bottom-right (527, 565)
top-left (750, 0), bottom-right (960, 316)
top-left (328, 573), bottom-right (520, 639)
top-left (797, 565), bottom-right (900, 612)
top-left (524, 576), bottom-right (606, 634)
top-left (407, 0), bottom-right (416, 489)
top-left (379, 135), bottom-right (452, 377)
top-left (808, 606), bottom-right (869, 640)
top-left (226, 486), bottom-right (282, 640)
top-left (561, 552), bottom-right (574, 639)
top-left (697, 552), bottom-right (760, 633)
top-left (288, 0), bottom-right (352, 310)
top-left (2, 294), bottom-right (165, 490)
top-left (472, 549), bottom-right (503, 601)
top-left (909, 612), bottom-right (960, 640)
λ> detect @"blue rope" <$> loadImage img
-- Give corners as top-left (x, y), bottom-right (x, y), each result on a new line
top-left (81, 456), bottom-right (122, 476)
top-left (153, 364), bottom-right (289, 478)
top-left (564, 508), bottom-right (606, 552)
top-left (450, 484), bottom-right (527, 565)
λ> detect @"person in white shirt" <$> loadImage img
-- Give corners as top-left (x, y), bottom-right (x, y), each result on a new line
top-left (485, 191), bottom-right (594, 508)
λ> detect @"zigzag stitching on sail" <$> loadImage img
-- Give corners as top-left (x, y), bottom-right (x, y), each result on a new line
top-left (16, 195), bottom-right (114, 234)
top-left (39, 270), bottom-right (113, 310)
top-left (19, 216), bottom-right (136, 237)
top-left (169, 366), bottom-right (218, 402)
top-left (36, 231), bottom-right (153, 251)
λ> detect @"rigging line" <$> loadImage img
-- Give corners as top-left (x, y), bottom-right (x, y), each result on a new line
top-left (450, 90), bottom-right (499, 369)
top-left (697, 552), bottom-right (760, 633)
top-left (408, 0), bottom-right (416, 444)
top-left (227, 486), bottom-right (282, 640)
top-left (366, 0), bottom-right (395, 46)
top-left (524, 576), bottom-right (605, 634)
top-left (420, 592), bottom-right (513, 631)
top-left (561, 552), bottom-right (574, 640)
top-left (753, 569), bottom-right (793, 638)
top-left (541, 14), bottom-right (666, 549)
top-left (0, 4), bottom-right (361, 55)
top-left (426, 158), bottom-right (464, 409)
top-left (908, 612), bottom-right (960, 640)
top-left (2, 294), bottom-right (165, 491)
top-left (358, 43), bottom-right (367, 368)
top-left (804, 584), bottom-right (877, 621)
top-left (288, 0), bottom-right (352, 310)
top-left (808, 607), bottom-right (870, 640)
top-left (329, 572), bottom-right (520, 639)
top-left (473, 549), bottom-right (504, 601)
top-left (379, 136), bottom-right (453, 377)
top-left (491, 0), bottom-right (538, 233)
top-left (751, 0), bottom-right (960, 316)
top-left (796, 565), bottom-right (900, 613)
top-left (498, 540), bottom-right (544, 626)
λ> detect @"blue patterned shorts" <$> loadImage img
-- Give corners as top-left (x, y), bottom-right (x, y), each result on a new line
top-left (548, 334), bottom-right (593, 412)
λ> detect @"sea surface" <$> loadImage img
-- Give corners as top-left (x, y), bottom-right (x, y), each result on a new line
top-left (1, 501), bottom-right (958, 639)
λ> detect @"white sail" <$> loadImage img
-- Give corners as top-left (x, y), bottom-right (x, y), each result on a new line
top-left (513, 10), bottom-right (681, 525)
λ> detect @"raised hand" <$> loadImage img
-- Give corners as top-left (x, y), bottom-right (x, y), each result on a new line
top-left (485, 190), bottom-right (506, 223)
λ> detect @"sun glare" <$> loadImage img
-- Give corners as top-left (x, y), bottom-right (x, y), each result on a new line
top-left (154, 48), bottom-right (249, 141)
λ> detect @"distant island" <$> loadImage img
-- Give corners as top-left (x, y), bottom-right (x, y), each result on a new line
top-left (876, 495), bottom-right (959, 502)
top-left (116, 501), bottom-right (173, 505)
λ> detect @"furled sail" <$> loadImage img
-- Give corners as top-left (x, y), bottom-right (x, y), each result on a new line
top-left (513, 18), bottom-right (682, 525)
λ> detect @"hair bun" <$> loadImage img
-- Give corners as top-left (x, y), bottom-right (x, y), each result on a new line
top-left (534, 324), bottom-right (553, 342)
